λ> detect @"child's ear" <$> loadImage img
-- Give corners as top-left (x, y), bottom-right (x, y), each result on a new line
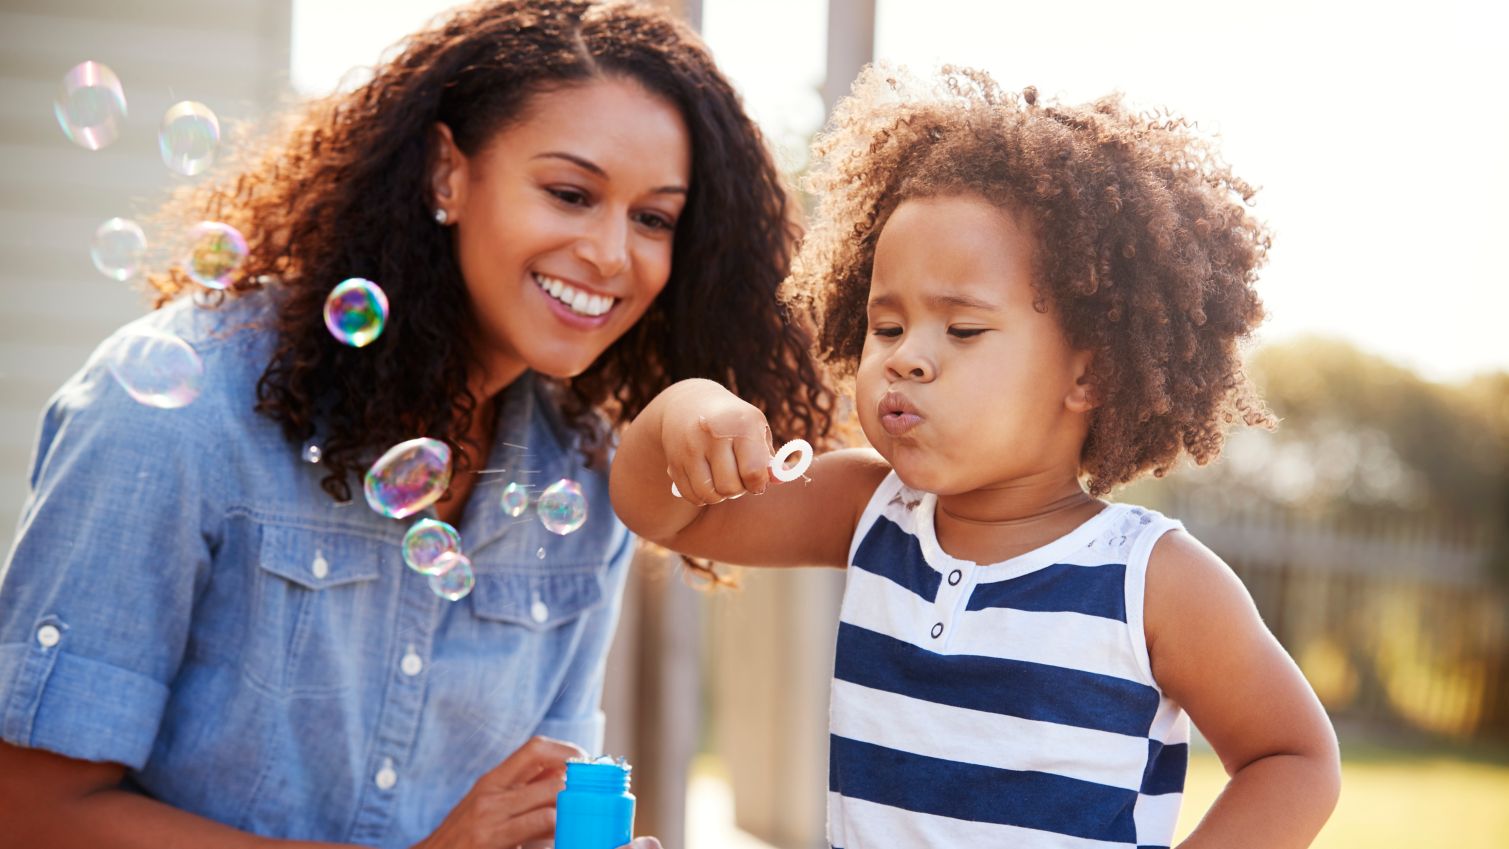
top-left (1065, 349), bottom-right (1097, 413)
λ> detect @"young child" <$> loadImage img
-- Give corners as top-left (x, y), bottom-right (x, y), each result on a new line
top-left (610, 67), bottom-right (1339, 849)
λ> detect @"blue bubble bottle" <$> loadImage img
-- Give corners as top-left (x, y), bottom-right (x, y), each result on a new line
top-left (555, 757), bottom-right (635, 849)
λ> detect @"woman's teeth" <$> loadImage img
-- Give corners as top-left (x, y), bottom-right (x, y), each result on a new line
top-left (534, 273), bottom-right (615, 317)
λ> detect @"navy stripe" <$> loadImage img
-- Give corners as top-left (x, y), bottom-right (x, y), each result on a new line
top-left (829, 735), bottom-right (1138, 842)
top-left (852, 516), bottom-right (940, 602)
top-left (1141, 740), bottom-right (1188, 795)
top-left (966, 562), bottom-right (1128, 622)
top-left (834, 622), bottom-right (1160, 737)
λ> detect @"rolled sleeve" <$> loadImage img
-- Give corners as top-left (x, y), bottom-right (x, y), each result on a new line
top-left (0, 334), bottom-right (219, 768)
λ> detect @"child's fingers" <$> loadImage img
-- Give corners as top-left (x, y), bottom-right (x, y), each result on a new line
top-left (704, 434), bottom-right (752, 500)
top-left (670, 455), bottom-right (719, 506)
top-left (729, 432), bottom-right (773, 494)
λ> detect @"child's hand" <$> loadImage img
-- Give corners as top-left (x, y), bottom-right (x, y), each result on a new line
top-left (660, 379), bottom-right (777, 506)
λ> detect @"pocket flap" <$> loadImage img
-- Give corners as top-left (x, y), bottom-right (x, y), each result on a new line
top-left (470, 568), bottom-right (606, 630)
top-left (257, 523), bottom-right (384, 590)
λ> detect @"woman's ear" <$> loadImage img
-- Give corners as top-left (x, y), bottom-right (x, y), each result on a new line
top-left (429, 122), bottom-right (466, 222)
top-left (1065, 349), bottom-right (1098, 413)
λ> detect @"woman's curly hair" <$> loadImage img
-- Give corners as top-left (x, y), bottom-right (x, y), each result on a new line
top-left (785, 66), bottom-right (1274, 495)
top-left (146, 0), bottom-right (832, 502)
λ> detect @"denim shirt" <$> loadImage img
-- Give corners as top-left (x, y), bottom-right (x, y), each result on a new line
top-left (0, 292), bottom-right (633, 847)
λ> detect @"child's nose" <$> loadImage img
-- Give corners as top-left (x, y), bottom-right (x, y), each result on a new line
top-left (885, 345), bottom-right (935, 382)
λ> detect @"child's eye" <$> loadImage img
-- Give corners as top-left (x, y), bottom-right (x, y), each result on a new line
top-left (948, 327), bottom-right (987, 338)
top-left (871, 326), bottom-right (902, 338)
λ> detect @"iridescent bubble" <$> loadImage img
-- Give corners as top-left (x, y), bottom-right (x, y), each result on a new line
top-left (104, 329), bottom-right (203, 409)
top-left (90, 218), bottom-right (146, 281)
top-left (536, 478), bottom-right (587, 535)
top-left (500, 482), bottom-right (530, 517)
top-left (301, 441), bottom-right (322, 464)
top-left (363, 437), bottom-right (452, 519)
top-left (402, 518), bottom-right (462, 575)
top-left (428, 551), bottom-right (475, 601)
top-left (183, 221), bottom-right (247, 289)
top-left (159, 101), bottom-right (220, 176)
top-left (323, 278), bottom-right (389, 347)
top-left (54, 61), bottom-right (126, 150)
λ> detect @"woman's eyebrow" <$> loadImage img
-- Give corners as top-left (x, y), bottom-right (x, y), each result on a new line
top-left (532, 151), bottom-right (687, 195)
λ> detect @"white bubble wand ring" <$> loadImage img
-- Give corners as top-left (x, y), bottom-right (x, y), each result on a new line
top-left (670, 438), bottom-right (813, 499)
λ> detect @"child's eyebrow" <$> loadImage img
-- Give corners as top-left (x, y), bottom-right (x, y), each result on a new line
top-left (868, 292), bottom-right (1001, 311)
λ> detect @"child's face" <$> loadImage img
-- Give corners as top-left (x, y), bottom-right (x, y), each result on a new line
top-left (856, 195), bottom-right (1094, 495)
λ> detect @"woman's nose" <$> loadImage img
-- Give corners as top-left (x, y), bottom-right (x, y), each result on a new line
top-left (574, 213), bottom-right (629, 279)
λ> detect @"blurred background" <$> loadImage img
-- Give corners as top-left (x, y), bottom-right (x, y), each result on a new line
top-left (1, 0), bottom-right (1505, 847)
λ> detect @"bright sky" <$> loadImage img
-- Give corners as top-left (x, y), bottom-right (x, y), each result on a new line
top-left (293, 0), bottom-right (1508, 382)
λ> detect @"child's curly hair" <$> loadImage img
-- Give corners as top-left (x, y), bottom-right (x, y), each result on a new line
top-left (786, 66), bottom-right (1275, 495)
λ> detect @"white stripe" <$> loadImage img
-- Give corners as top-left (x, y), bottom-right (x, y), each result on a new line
top-left (830, 678), bottom-right (1150, 791)
top-left (839, 566), bottom-right (1150, 681)
top-left (828, 792), bottom-right (1135, 849)
top-left (1134, 791), bottom-right (1184, 846)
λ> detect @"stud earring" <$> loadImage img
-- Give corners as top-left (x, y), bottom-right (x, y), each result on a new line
top-left (434, 208), bottom-right (449, 225)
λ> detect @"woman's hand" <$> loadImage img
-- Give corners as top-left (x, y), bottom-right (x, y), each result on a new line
top-left (659, 378), bottom-right (775, 507)
top-left (411, 736), bottom-right (584, 849)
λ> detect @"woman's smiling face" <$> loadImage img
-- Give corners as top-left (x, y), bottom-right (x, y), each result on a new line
top-left (432, 76), bottom-right (691, 388)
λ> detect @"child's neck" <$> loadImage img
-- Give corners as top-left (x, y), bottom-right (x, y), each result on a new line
top-left (933, 474), bottom-right (1104, 566)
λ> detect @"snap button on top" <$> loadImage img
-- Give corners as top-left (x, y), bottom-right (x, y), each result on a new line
top-left (947, 569), bottom-right (962, 586)
top-left (375, 759), bottom-right (397, 790)
top-left (401, 650), bottom-right (423, 677)
top-left (36, 625), bottom-right (61, 648)
top-left (530, 599), bottom-right (550, 624)
top-left (930, 622), bottom-right (944, 639)
top-left (311, 553), bottom-right (329, 580)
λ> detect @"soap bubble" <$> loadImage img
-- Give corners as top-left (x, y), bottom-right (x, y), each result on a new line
top-left (159, 101), bottom-right (220, 176)
top-left (183, 221), bottom-right (247, 289)
top-left (90, 218), bottom-right (146, 281)
top-left (402, 518), bottom-right (462, 575)
top-left (536, 478), bottom-right (587, 535)
top-left (104, 329), bottom-right (203, 409)
top-left (500, 482), bottom-right (530, 517)
top-left (323, 278), bottom-right (389, 347)
top-left (54, 61), bottom-right (126, 150)
top-left (428, 551), bottom-right (475, 601)
top-left (364, 437), bottom-right (452, 519)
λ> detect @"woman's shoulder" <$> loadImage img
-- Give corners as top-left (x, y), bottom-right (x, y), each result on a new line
top-left (43, 291), bottom-right (281, 453)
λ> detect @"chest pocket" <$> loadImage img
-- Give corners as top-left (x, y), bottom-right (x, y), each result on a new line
top-left (246, 522), bottom-right (387, 696)
top-left (469, 565), bottom-right (607, 631)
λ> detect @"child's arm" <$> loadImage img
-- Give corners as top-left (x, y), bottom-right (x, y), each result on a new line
top-left (1146, 531), bottom-right (1341, 849)
top-left (610, 378), bottom-right (888, 568)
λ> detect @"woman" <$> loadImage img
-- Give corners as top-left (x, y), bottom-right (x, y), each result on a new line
top-left (0, 2), bottom-right (831, 847)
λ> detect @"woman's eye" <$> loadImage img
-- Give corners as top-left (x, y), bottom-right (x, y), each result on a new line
top-left (634, 211), bottom-right (676, 232)
top-left (548, 187), bottom-right (589, 206)
top-left (948, 327), bottom-right (987, 338)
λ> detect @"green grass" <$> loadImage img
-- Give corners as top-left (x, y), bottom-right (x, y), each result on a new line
top-left (1175, 729), bottom-right (1509, 848)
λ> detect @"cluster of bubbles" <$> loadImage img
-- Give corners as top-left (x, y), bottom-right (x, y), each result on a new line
top-left (358, 443), bottom-right (591, 599)
top-left (59, 61), bottom-right (594, 597)
top-left (58, 61), bottom-right (242, 408)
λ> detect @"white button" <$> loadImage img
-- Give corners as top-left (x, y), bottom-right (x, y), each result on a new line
top-left (530, 598), bottom-right (549, 624)
top-left (401, 650), bottom-right (423, 677)
top-left (311, 553), bottom-right (329, 580)
top-left (375, 759), bottom-right (397, 790)
top-left (36, 625), bottom-right (61, 648)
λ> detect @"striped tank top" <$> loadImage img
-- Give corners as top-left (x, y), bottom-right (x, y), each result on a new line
top-left (828, 472), bottom-right (1189, 849)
